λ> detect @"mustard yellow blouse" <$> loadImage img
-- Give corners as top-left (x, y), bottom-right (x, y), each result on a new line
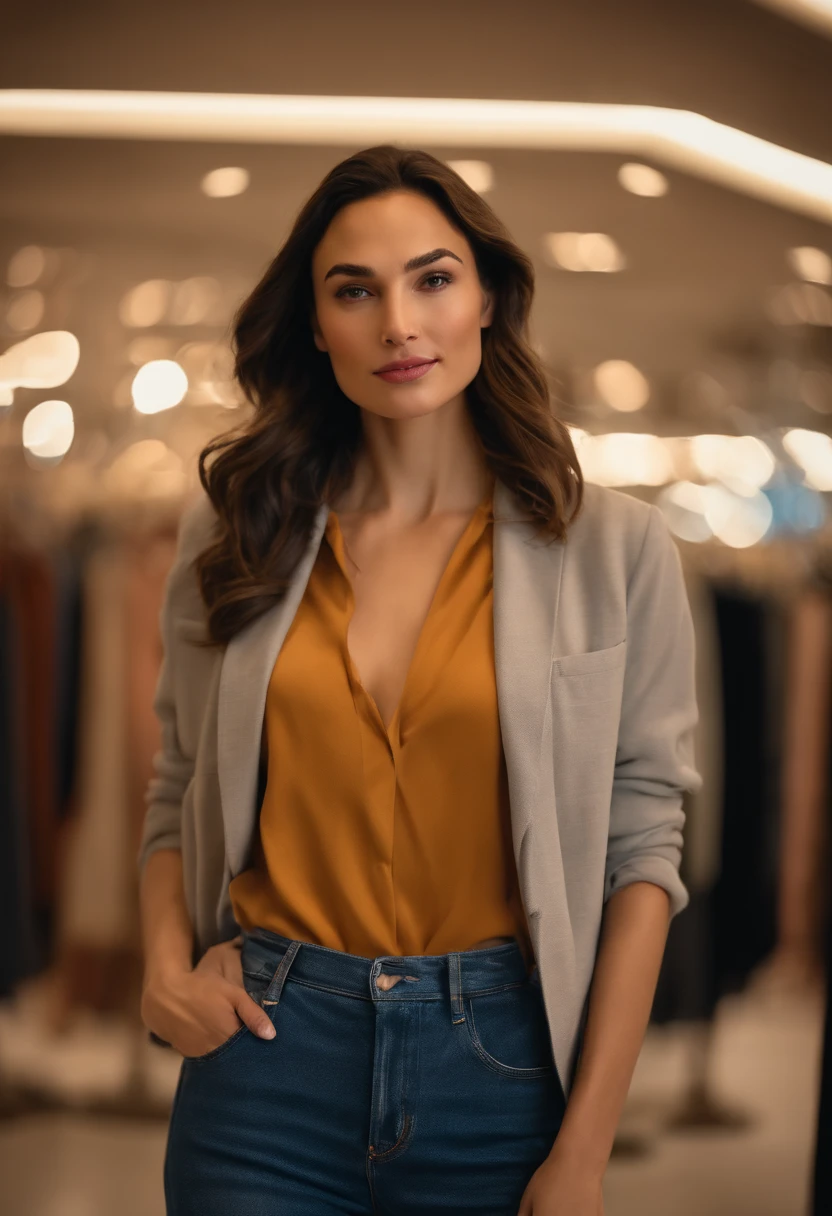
top-left (229, 480), bottom-right (534, 970)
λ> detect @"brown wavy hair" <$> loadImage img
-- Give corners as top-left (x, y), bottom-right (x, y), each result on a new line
top-left (194, 143), bottom-right (583, 648)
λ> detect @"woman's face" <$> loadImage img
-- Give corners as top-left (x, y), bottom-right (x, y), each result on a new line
top-left (310, 189), bottom-right (494, 421)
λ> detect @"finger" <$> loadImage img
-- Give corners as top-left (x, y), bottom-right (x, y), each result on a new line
top-left (232, 990), bottom-right (276, 1039)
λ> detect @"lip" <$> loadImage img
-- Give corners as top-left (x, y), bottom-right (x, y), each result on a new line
top-left (374, 359), bottom-right (438, 383)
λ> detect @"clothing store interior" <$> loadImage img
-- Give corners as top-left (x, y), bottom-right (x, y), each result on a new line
top-left (2, 2), bottom-right (832, 1213)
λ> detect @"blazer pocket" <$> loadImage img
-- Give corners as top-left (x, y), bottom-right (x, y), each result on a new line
top-left (552, 638), bottom-right (627, 678)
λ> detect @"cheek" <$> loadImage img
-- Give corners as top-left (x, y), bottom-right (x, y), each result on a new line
top-left (437, 293), bottom-right (485, 341)
top-left (438, 306), bottom-right (485, 370)
top-left (320, 312), bottom-right (361, 359)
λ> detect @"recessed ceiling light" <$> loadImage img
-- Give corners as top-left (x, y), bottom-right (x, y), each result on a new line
top-left (201, 167), bottom-right (250, 198)
top-left (446, 159), bottom-right (494, 193)
top-left (543, 232), bottom-right (625, 273)
top-left (787, 245), bottom-right (832, 285)
top-left (749, 1), bottom-right (832, 38)
top-left (618, 162), bottom-right (669, 197)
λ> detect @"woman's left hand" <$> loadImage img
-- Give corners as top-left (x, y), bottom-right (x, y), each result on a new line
top-left (516, 1146), bottom-right (605, 1215)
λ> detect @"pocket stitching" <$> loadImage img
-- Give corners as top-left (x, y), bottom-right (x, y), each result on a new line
top-left (552, 639), bottom-right (627, 678)
top-left (183, 1021), bottom-right (250, 1065)
top-left (464, 995), bottom-right (553, 1079)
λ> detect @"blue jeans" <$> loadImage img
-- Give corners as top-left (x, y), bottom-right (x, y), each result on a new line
top-left (164, 928), bottom-right (566, 1214)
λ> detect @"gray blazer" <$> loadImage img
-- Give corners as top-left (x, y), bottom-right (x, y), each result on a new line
top-left (137, 477), bottom-right (702, 1099)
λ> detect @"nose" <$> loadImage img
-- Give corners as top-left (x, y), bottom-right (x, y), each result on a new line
top-left (379, 291), bottom-right (419, 347)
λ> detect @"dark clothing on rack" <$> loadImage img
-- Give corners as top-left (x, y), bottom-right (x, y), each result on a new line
top-left (813, 873), bottom-right (832, 1214)
top-left (650, 882), bottom-right (718, 1024)
top-left (0, 565), bottom-right (42, 996)
top-left (651, 582), bottom-right (781, 1026)
top-left (811, 576), bottom-right (832, 1215)
top-left (711, 587), bottom-right (779, 996)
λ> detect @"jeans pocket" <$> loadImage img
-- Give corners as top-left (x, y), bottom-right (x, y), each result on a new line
top-left (463, 980), bottom-right (556, 1080)
top-left (183, 967), bottom-right (272, 1065)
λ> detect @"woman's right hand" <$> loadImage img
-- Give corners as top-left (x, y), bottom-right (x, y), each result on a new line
top-left (141, 937), bottom-right (277, 1058)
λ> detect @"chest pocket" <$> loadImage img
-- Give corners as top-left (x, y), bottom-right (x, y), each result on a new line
top-left (549, 639), bottom-right (627, 815)
top-left (551, 638), bottom-right (627, 703)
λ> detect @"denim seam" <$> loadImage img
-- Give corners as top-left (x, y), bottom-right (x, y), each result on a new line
top-left (183, 1023), bottom-right (249, 1066)
top-left (368, 1111), bottom-right (417, 1162)
top-left (464, 998), bottom-right (554, 1079)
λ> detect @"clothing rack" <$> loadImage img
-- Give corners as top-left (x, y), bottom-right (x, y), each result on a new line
top-left (0, 491), bottom-right (184, 1122)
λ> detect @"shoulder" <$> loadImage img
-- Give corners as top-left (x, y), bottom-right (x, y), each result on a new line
top-left (172, 489), bottom-right (220, 569)
top-left (162, 490), bottom-right (220, 621)
top-left (566, 482), bottom-right (662, 573)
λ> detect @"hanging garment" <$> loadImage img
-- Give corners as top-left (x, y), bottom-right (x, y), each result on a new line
top-left (811, 647), bottom-right (832, 1215)
top-left (710, 586), bottom-right (779, 997)
top-left (0, 560), bottom-right (40, 995)
top-left (58, 540), bottom-right (135, 951)
top-left (651, 560), bottom-right (724, 1025)
top-left (778, 588), bottom-right (832, 966)
top-left (52, 545), bottom-right (84, 823)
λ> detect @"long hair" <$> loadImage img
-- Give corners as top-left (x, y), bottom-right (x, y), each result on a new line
top-left (193, 144), bottom-right (583, 648)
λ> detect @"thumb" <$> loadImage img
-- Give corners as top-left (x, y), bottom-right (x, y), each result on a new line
top-left (232, 989), bottom-right (276, 1040)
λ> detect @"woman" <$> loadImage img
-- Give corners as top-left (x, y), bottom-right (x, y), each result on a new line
top-left (138, 145), bottom-right (701, 1215)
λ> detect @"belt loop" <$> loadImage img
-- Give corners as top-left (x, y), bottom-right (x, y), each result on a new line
top-left (447, 951), bottom-right (466, 1025)
top-left (261, 939), bottom-right (301, 1007)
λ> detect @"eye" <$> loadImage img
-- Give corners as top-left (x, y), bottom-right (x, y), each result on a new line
top-left (335, 271), bottom-right (453, 301)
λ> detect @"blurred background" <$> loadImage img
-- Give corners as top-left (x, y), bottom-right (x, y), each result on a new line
top-left (1, 1), bottom-right (832, 1212)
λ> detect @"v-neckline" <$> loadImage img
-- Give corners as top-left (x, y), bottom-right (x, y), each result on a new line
top-left (326, 485), bottom-right (493, 743)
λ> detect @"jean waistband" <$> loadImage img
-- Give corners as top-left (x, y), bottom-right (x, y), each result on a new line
top-left (240, 928), bottom-right (536, 1003)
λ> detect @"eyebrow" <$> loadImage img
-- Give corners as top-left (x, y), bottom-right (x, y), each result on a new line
top-left (323, 247), bottom-right (464, 282)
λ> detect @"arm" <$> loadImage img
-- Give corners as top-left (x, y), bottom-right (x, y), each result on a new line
top-left (135, 508), bottom-right (198, 1038)
top-left (136, 500), bottom-right (275, 1053)
top-left (139, 848), bottom-right (195, 994)
top-left (547, 880), bottom-right (672, 1179)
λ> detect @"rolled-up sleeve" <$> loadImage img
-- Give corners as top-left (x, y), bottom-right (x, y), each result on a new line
top-left (136, 505), bottom-right (202, 879)
top-left (603, 504), bottom-right (703, 918)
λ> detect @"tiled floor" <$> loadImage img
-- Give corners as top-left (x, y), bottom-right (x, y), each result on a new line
top-left (0, 975), bottom-right (824, 1215)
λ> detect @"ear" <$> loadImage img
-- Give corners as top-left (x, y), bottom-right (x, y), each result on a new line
top-left (480, 283), bottom-right (495, 330)
top-left (310, 309), bottom-right (328, 353)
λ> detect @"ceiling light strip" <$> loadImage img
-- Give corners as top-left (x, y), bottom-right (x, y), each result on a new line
top-left (749, 0), bottom-right (832, 38)
top-left (1, 90), bottom-right (831, 225)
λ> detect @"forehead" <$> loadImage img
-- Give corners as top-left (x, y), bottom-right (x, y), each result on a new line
top-left (312, 191), bottom-right (464, 271)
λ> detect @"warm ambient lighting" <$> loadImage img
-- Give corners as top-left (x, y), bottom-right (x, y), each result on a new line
top-left (22, 399), bottom-right (75, 459)
top-left (201, 167), bottom-right (250, 197)
top-left (0, 330), bottom-right (80, 406)
top-left (131, 359), bottom-right (188, 414)
top-left (7, 245), bottom-right (46, 287)
top-left (120, 280), bottom-right (171, 328)
top-left (2, 91), bottom-right (832, 224)
top-left (617, 162), bottom-right (669, 197)
top-left (446, 160), bottom-right (494, 193)
top-left (782, 427), bottom-right (832, 490)
top-left (787, 245), bottom-right (832, 285)
top-left (749, 0), bottom-right (832, 37)
top-left (593, 360), bottom-right (650, 411)
top-left (544, 233), bottom-right (625, 273)
top-left (659, 480), bottom-right (774, 547)
top-left (6, 290), bottom-right (44, 332)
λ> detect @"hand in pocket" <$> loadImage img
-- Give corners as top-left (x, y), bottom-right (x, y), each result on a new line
top-left (141, 936), bottom-right (276, 1059)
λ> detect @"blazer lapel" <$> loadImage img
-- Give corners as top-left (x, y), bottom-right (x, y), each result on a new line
top-left (217, 505), bottom-right (330, 875)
